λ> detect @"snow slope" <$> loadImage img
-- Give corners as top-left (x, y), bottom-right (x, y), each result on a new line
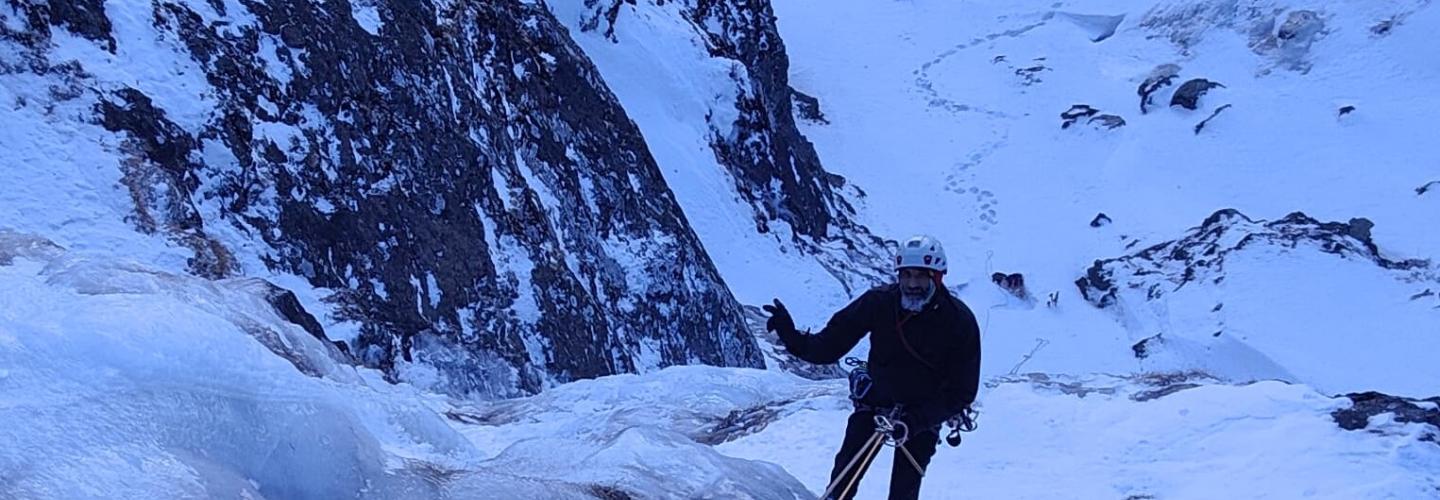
top-left (719, 373), bottom-right (1440, 500)
top-left (772, 0), bottom-right (1440, 393)
top-left (0, 236), bottom-right (463, 498)
top-left (448, 366), bottom-right (1440, 499)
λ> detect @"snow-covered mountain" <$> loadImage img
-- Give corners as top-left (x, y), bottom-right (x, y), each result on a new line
top-left (3, 0), bottom-right (1439, 498)
top-left (770, 0), bottom-right (1440, 390)
top-left (0, 0), bottom-right (845, 399)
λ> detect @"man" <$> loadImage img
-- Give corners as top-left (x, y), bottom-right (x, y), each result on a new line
top-left (764, 235), bottom-right (982, 500)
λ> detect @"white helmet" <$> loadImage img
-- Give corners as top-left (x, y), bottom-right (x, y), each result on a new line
top-left (895, 235), bottom-right (947, 273)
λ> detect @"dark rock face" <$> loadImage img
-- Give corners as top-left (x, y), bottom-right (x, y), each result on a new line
top-left (1170, 78), bottom-right (1225, 110)
top-left (6, 0), bottom-right (772, 397)
top-left (580, 0), bottom-right (892, 295)
top-left (1333, 392), bottom-right (1440, 445)
top-left (24, 0), bottom-right (117, 52)
top-left (684, 0), bottom-right (834, 239)
top-left (259, 281), bottom-right (348, 356)
top-left (1077, 209), bottom-right (1435, 309)
top-left (97, 88), bottom-right (237, 279)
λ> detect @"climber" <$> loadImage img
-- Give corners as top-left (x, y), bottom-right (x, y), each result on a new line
top-left (765, 235), bottom-right (982, 500)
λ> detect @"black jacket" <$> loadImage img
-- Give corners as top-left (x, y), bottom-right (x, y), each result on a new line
top-left (779, 284), bottom-right (982, 427)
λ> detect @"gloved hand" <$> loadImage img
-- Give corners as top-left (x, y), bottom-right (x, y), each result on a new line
top-left (762, 299), bottom-right (796, 336)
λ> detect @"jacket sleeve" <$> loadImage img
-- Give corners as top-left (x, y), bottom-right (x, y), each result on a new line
top-left (778, 290), bottom-right (876, 365)
top-left (914, 304), bottom-right (982, 427)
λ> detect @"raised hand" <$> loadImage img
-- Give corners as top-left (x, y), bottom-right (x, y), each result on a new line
top-left (761, 299), bottom-right (795, 335)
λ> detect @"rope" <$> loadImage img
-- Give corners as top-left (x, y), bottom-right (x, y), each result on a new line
top-left (821, 409), bottom-right (930, 499)
top-left (838, 433), bottom-right (886, 500)
top-left (821, 431), bottom-right (885, 500)
top-left (896, 442), bottom-right (927, 478)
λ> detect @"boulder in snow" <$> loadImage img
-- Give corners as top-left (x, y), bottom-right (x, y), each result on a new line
top-left (1090, 213), bottom-right (1113, 228)
top-left (1332, 391), bottom-right (1440, 444)
top-left (1277, 10), bottom-right (1324, 44)
top-left (1132, 333), bottom-right (1162, 359)
top-left (1061, 104), bottom-right (1100, 127)
top-left (1091, 114), bottom-right (1127, 129)
top-left (1062, 105), bottom-right (1125, 130)
top-left (992, 272), bottom-right (1030, 300)
top-left (1137, 64), bottom-right (1181, 114)
top-left (1170, 78), bottom-right (1226, 110)
top-left (1014, 60), bottom-right (1051, 86)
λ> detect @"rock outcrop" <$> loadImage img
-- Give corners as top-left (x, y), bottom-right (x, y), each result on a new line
top-left (1077, 209), bottom-right (1433, 309)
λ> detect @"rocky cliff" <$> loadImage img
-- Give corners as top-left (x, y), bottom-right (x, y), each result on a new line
top-left (0, 0), bottom-right (843, 397)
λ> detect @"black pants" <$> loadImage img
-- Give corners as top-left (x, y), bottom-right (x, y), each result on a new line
top-left (826, 409), bottom-right (939, 500)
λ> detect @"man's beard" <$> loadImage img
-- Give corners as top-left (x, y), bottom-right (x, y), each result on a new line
top-left (900, 281), bottom-right (935, 312)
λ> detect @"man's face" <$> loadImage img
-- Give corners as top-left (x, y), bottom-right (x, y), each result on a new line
top-left (898, 267), bottom-right (932, 296)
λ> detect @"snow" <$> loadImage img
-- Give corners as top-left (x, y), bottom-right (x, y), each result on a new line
top-left (770, 0), bottom-right (1440, 392)
top-left (719, 373), bottom-right (1440, 499)
top-left (450, 366), bottom-right (831, 498)
top-left (0, 54), bottom-right (191, 274)
top-left (0, 240), bottom-right (468, 498)
top-left (49, 5), bottom-right (216, 135)
top-left (0, 238), bottom-right (820, 499)
top-left (351, 1), bottom-right (384, 36)
top-left (426, 271), bottom-right (442, 308)
top-left (313, 197), bottom-right (336, 214)
top-left (448, 365), bottom-right (1439, 500)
